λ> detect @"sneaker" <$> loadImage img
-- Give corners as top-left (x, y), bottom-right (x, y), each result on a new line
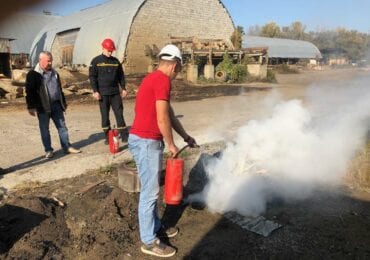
top-left (157, 226), bottom-right (179, 238)
top-left (141, 239), bottom-right (176, 258)
top-left (45, 151), bottom-right (54, 159)
top-left (65, 147), bottom-right (81, 154)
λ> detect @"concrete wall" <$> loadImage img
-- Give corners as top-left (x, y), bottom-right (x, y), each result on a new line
top-left (247, 64), bottom-right (267, 79)
top-left (328, 58), bottom-right (348, 66)
top-left (125, 0), bottom-right (234, 74)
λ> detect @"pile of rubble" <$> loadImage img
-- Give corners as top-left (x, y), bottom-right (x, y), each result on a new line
top-left (0, 68), bottom-right (93, 101)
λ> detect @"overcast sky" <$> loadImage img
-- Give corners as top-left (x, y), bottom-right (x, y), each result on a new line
top-left (27, 0), bottom-right (370, 33)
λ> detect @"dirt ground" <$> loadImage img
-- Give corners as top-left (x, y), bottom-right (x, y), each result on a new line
top-left (1, 68), bottom-right (370, 259)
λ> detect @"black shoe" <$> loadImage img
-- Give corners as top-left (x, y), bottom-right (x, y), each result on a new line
top-left (120, 129), bottom-right (129, 142)
top-left (156, 226), bottom-right (179, 238)
top-left (121, 134), bottom-right (128, 143)
top-left (104, 131), bottom-right (109, 145)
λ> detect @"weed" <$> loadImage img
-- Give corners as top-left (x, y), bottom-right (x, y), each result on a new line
top-left (98, 164), bottom-right (116, 175)
top-left (125, 160), bottom-right (137, 168)
top-left (216, 53), bottom-right (249, 83)
top-left (266, 69), bottom-right (277, 83)
top-left (275, 64), bottom-right (300, 74)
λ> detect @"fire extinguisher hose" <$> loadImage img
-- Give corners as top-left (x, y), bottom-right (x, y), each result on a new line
top-left (173, 144), bottom-right (190, 159)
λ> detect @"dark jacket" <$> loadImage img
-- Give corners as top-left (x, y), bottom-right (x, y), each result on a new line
top-left (25, 63), bottom-right (66, 113)
top-left (89, 54), bottom-right (125, 96)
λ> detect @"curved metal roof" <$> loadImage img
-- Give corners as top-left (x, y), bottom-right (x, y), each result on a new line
top-left (243, 36), bottom-right (322, 59)
top-left (0, 13), bottom-right (58, 54)
top-left (30, 0), bottom-right (146, 66)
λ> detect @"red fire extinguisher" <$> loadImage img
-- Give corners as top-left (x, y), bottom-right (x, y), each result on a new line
top-left (164, 145), bottom-right (189, 205)
top-left (109, 128), bottom-right (120, 154)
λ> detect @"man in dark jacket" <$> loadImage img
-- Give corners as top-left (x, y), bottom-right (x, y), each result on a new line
top-left (26, 51), bottom-right (80, 158)
top-left (89, 38), bottom-right (128, 145)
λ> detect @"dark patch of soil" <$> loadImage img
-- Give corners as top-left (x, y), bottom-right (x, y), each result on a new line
top-left (1, 155), bottom-right (370, 259)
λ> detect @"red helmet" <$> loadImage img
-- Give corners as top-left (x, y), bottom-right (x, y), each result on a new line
top-left (101, 38), bottom-right (116, 52)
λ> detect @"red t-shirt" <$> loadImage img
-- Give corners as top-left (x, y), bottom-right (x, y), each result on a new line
top-left (130, 70), bottom-right (171, 140)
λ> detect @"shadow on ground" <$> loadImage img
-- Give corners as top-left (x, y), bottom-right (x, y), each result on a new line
top-left (0, 132), bottom-right (104, 175)
top-left (0, 203), bottom-right (48, 254)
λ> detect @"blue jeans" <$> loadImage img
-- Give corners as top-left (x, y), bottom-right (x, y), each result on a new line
top-left (128, 134), bottom-right (164, 245)
top-left (37, 101), bottom-right (70, 152)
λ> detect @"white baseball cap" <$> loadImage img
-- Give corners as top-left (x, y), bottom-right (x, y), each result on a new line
top-left (158, 44), bottom-right (182, 64)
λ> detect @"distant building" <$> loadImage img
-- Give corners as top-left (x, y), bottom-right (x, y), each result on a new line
top-left (0, 37), bottom-right (12, 77)
top-left (243, 36), bottom-right (322, 66)
top-left (30, 0), bottom-right (235, 75)
top-left (320, 48), bottom-right (348, 66)
top-left (0, 12), bottom-right (59, 69)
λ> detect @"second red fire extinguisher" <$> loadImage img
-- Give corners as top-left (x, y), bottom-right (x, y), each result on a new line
top-left (109, 128), bottom-right (120, 154)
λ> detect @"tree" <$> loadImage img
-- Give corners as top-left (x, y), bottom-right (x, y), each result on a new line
top-left (335, 28), bottom-right (368, 61)
top-left (247, 25), bottom-right (261, 36)
top-left (290, 21), bottom-right (307, 40)
top-left (308, 30), bottom-right (337, 49)
top-left (256, 21), bottom-right (370, 61)
top-left (230, 26), bottom-right (245, 49)
top-left (280, 21), bottom-right (308, 40)
top-left (260, 22), bottom-right (281, 38)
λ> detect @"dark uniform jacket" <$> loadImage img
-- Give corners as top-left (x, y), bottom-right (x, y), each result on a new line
top-left (89, 54), bottom-right (125, 96)
top-left (25, 63), bottom-right (66, 113)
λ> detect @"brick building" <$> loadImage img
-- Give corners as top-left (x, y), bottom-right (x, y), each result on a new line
top-left (30, 0), bottom-right (235, 75)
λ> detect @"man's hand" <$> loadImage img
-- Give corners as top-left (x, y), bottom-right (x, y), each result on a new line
top-left (121, 89), bottom-right (128, 98)
top-left (28, 109), bottom-right (36, 116)
top-left (168, 144), bottom-right (179, 158)
top-left (93, 92), bottom-right (101, 100)
top-left (184, 135), bottom-right (198, 148)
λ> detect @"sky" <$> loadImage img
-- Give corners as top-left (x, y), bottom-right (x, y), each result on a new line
top-left (27, 0), bottom-right (370, 33)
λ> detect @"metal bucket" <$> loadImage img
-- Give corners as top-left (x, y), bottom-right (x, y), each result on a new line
top-left (117, 162), bottom-right (140, 193)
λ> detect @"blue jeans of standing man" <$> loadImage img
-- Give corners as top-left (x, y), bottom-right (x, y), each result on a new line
top-left (128, 134), bottom-right (164, 245)
top-left (37, 101), bottom-right (70, 152)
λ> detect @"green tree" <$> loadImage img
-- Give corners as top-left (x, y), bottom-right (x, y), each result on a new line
top-left (216, 53), bottom-right (249, 83)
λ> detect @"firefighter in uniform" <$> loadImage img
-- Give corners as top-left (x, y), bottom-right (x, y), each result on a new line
top-left (89, 38), bottom-right (128, 144)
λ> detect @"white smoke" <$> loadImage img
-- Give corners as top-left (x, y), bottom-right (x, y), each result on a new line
top-left (190, 76), bottom-right (370, 216)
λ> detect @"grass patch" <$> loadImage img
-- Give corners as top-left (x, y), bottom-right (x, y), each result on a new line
top-left (124, 159), bottom-right (137, 168)
top-left (274, 64), bottom-right (300, 74)
top-left (98, 164), bottom-right (116, 175)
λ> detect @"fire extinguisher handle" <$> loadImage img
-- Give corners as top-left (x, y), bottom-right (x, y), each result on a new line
top-left (173, 144), bottom-right (190, 159)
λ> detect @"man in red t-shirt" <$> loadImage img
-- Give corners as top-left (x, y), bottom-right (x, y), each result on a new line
top-left (128, 44), bottom-right (197, 258)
